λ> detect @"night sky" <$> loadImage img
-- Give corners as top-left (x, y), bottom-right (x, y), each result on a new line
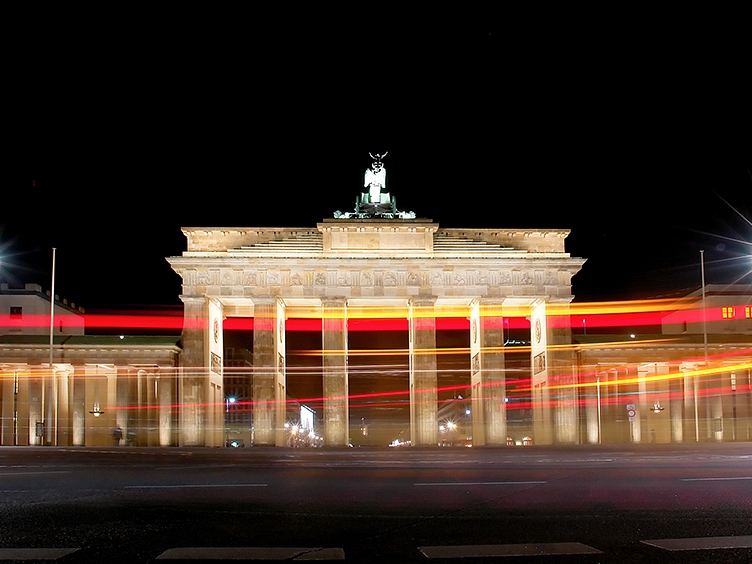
top-left (10, 21), bottom-right (751, 313)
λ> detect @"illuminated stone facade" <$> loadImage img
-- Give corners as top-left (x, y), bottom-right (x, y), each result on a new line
top-left (167, 219), bottom-right (586, 447)
top-left (0, 285), bottom-right (182, 447)
top-left (576, 285), bottom-right (752, 444)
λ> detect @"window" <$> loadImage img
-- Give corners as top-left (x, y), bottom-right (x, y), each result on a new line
top-left (10, 306), bottom-right (22, 318)
top-left (722, 306), bottom-right (735, 319)
top-left (746, 306), bottom-right (751, 319)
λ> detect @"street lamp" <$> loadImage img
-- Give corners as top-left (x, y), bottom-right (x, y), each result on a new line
top-left (44, 248), bottom-right (57, 446)
top-left (225, 396), bottom-right (236, 446)
top-left (700, 250), bottom-right (709, 363)
top-left (698, 250), bottom-right (708, 442)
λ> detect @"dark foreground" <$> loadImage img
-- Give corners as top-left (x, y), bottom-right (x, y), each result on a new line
top-left (1, 443), bottom-right (751, 563)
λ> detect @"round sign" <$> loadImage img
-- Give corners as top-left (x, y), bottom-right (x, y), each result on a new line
top-left (627, 409), bottom-right (636, 418)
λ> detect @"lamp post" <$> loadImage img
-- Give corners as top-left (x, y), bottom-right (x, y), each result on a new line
top-left (45, 247), bottom-right (57, 446)
top-left (697, 251), bottom-right (707, 442)
top-left (700, 250), bottom-right (708, 362)
top-left (225, 396), bottom-right (236, 446)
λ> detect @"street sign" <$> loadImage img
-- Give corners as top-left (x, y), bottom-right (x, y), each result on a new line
top-left (627, 409), bottom-right (636, 418)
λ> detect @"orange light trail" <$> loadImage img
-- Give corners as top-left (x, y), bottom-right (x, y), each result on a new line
top-left (0, 296), bottom-right (723, 333)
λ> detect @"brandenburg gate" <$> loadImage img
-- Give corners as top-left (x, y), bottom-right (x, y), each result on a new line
top-left (167, 155), bottom-right (585, 447)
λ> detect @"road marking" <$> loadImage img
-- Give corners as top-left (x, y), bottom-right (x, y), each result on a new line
top-left (414, 481), bottom-right (545, 486)
top-left (642, 535), bottom-right (752, 551)
top-left (419, 543), bottom-right (601, 558)
top-left (0, 548), bottom-right (80, 560)
top-left (0, 471), bottom-right (71, 477)
top-left (125, 483), bottom-right (267, 489)
top-left (156, 547), bottom-right (344, 560)
top-left (680, 476), bottom-right (752, 481)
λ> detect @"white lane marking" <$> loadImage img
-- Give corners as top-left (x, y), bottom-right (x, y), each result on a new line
top-left (0, 548), bottom-right (80, 560)
top-left (156, 547), bottom-right (345, 560)
top-left (420, 542), bottom-right (602, 558)
top-left (642, 535), bottom-right (752, 551)
top-left (680, 476), bottom-right (752, 481)
top-left (125, 483), bottom-right (267, 489)
top-left (0, 471), bottom-right (71, 476)
top-left (415, 481), bottom-right (545, 486)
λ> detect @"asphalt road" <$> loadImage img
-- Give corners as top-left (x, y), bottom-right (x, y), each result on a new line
top-left (1, 444), bottom-right (751, 563)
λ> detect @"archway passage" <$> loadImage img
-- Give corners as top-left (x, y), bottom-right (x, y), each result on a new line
top-left (348, 319), bottom-right (409, 447)
top-left (435, 319), bottom-right (472, 446)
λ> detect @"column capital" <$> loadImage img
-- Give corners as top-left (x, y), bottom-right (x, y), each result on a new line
top-left (409, 295), bottom-right (437, 307)
top-left (179, 295), bottom-right (207, 306)
top-left (250, 296), bottom-right (279, 307)
top-left (320, 296), bottom-right (348, 307)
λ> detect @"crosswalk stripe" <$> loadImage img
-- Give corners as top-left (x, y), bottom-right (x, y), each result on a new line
top-left (415, 481), bottom-right (546, 486)
top-left (642, 535), bottom-right (752, 551)
top-left (0, 548), bottom-right (80, 560)
top-left (156, 547), bottom-right (345, 560)
top-left (419, 543), bottom-right (602, 558)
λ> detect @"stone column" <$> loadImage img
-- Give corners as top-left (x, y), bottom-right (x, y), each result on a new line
top-left (409, 296), bottom-right (438, 446)
top-left (158, 370), bottom-right (175, 446)
top-left (585, 371), bottom-right (600, 444)
top-left (710, 377), bottom-right (724, 441)
top-left (480, 299), bottom-right (507, 445)
top-left (179, 295), bottom-right (208, 446)
top-left (252, 297), bottom-right (282, 446)
top-left (56, 366), bottom-right (72, 446)
top-left (530, 300), bottom-right (553, 445)
top-left (681, 363), bottom-right (700, 442)
top-left (549, 301), bottom-right (577, 444)
top-left (147, 369), bottom-right (160, 446)
top-left (275, 299), bottom-right (287, 447)
top-left (322, 297), bottom-right (348, 447)
top-left (469, 300), bottom-right (485, 446)
top-left (29, 366), bottom-right (43, 445)
top-left (530, 300), bottom-right (579, 444)
top-left (70, 367), bottom-right (83, 446)
top-left (136, 369), bottom-right (149, 446)
top-left (669, 364), bottom-right (683, 442)
top-left (207, 298), bottom-right (225, 448)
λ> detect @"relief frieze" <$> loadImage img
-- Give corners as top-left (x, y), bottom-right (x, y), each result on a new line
top-left (406, 272), bottom-right (420, 286)
top-left (544, 271), bottom-right (559, 285)
top-left (197, 266), bottom-right (567, 293)
top-left (383, 272), bottom-right (398, 286)
top-left (360, 271), bottom-right (374, 286)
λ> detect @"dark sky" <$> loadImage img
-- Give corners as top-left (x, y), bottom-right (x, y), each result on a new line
top-left (8, 20), bottom-right (752, 312)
